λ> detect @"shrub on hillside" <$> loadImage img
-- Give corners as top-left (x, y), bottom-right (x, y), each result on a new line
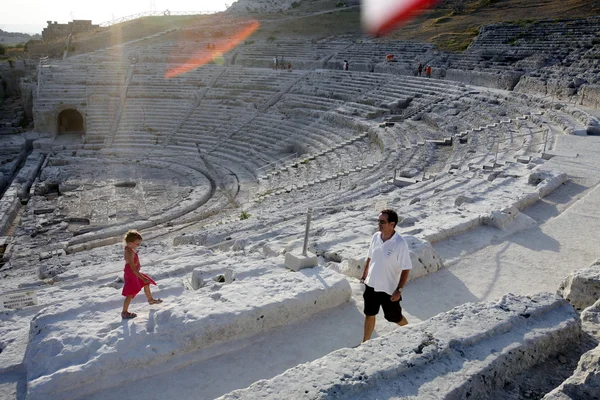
top-left (452, 0), bottom-right (465, 14)
top-left (0, 45), bottom-right (5, 56)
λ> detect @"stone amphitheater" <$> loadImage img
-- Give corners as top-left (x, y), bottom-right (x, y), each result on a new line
top-left (1, 2), bottom-right (600, 399)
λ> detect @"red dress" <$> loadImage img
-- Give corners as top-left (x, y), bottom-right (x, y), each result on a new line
top-left (122, 251), bottom-right (156, 298)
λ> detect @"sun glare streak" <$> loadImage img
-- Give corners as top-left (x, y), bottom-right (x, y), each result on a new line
top-left (165, 20), bottom-right (260, 78)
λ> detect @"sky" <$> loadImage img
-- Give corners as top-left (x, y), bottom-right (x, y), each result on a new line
top-left (0, 0), bottom-right (229, 34)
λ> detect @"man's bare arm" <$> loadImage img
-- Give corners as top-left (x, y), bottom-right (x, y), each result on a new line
top-left (397, 269), bottom-right (410, 290)
top-left (360, 258), bottom-right (371, 281)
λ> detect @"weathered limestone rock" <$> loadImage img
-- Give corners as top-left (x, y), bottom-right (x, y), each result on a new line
top-left (558, 262), bottom-right (600, 311)
top-left (191, 267), bottom-right (234, 289)
top-left (446, 69), bottom-right (523, 90)
top-left (542, 346), bottom-right (600, 400)
top-left (581, 298), bottom-right (600, 339)
top-left (37, 260), bottom-right (67, 279)
top-left (25, 268), bottom-right (351, 400)
top-left (480, 205), bottom-right (535, 230)
top-left (218, 293), bottom-right (579, 400)
top-left (455, 194), bottom-right (477, 206)
top-left (580, 84), bottom-right (600, 109)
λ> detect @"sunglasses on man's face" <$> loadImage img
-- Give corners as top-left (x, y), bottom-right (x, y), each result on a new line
top-left (378, 219), bottom-right (389, 225)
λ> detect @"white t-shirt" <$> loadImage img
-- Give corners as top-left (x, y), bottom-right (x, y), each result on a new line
top-left (365, 232), bottom-right (412, 295)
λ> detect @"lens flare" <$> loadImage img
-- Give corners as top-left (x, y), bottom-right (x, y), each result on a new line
top-left (165, 20), bottom-right (260, 78)
top-left (362, 0), bottom-right (439, 36)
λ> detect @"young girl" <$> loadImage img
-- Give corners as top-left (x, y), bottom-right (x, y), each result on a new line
top-left (121, 230), bottom-right (162, 319)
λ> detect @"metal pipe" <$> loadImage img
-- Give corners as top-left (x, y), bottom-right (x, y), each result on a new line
top-left (302, 207), bottom-right (313, 256)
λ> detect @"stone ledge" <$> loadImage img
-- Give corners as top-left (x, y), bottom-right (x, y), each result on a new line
top-left (218, 293), bottom-right (578, 400)
top-left (25, 267), bottom-right (351, 400)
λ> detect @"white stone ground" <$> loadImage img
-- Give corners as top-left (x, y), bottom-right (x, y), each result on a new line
top-left (88, 133), bottom-right (600, 399)
top-left (1, 110), bottom-right (598, 399)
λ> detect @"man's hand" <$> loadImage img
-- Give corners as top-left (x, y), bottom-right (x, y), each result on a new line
top-left (391, 289), bottom-right (402, 302)
top-left (359, 277), bottom-right (365, 284)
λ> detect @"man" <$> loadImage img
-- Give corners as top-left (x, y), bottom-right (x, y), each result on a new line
top-left (417, 63), bottom-right (423, 76)
top-left (360, 209), bottom-right (412, 342)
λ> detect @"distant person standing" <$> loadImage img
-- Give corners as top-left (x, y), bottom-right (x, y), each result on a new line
top-left (360, 209), bottom-right (412, 342)
top-left (418, 63), bottom-right (423, 76)
top-left (426, 65), bottom-right (432, 78)
top-left (343, 60), bottom-right (349, 71)
top-left (273, 56), bottom-right (278, 70)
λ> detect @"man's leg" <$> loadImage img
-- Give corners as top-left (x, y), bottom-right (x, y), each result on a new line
top-left (363, 315), bottom-right (376, 342)
top-left (383, 295), bottom-right (408, 327)
top-left (362, 285), bottom-right (378, 342)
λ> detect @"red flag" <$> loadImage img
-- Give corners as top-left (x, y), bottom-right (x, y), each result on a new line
top-left (362, 0), bottom-right (439, 36)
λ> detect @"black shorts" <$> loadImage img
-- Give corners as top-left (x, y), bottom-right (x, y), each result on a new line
top-left (363, 284), bottom-right (403, 323)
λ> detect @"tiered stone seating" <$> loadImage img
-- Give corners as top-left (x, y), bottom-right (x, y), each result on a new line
top-left (35, 64), bottom-right (88, 112)
top-left (289, 70), bottom-right (387, 101)
top-left (113, 98), bottom-right (195, 146)
top-left (173, 98), bottom-right (256, 148)
top-left (255, 132), bottom-right (384, 199)
top-left (233, 39), bottom-right (349, 68)
top-left (464, 17), bottom-right (600, 75)
top-left (333, 41), bottom-right (434, 67)
top-left (84, 95), bottom-right (120, 145)
top-left (287, 71), bottom-right (466, 114)
top-left (216, 67), bottom-right (302, 92)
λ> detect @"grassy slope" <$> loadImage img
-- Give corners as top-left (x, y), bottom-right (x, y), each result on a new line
top-left (63, 0), bottom-right (599, 55)
top-left (250, 0), bottom-right (599, 50)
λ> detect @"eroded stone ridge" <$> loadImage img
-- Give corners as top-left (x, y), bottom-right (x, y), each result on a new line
top-left (24, 267), bottom-right (351, 400)
top-left (558, 259), bottom-right (600, 311)
top-left (218, 293), bottom-right (578, 399)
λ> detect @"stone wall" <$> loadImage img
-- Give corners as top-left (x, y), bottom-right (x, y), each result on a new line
top-left (42, 20), bottom-right (99, 42)
top-left (580, 84), bottom-right (600, 109)
top-left (515, 76), bottom-right (600, 109)
top-left (32, 104), bottom-right (88, 135)
top-left (0, 60), bottom-right (28, 95)
top-left (445, 68), bottom-right (523, 90)
top-left (372, 64), bottom-right (523, 90)
top-left (0, 76), bottom-right (5, 104)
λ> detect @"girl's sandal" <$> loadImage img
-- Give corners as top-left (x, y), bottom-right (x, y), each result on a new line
top-left (148, 299), bottom-right (163, 305)
top-left (121, 311), bottom-right (137, 319)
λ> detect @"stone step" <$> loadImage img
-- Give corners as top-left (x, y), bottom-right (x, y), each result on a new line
top-left (216, 293), bottom-right (578, 400)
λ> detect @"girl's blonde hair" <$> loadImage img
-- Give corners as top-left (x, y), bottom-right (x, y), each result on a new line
top-left (124, 229), bottom-right (143, 243)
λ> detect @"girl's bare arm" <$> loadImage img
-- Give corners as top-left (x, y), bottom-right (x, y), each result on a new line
top-left (125, 248), bottom-right (148, 281)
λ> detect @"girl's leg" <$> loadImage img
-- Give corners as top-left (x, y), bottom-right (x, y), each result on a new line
top-left (144, 285), bottom-right (162, 304)
top-left (143, 284), bottom-right (153, 301)
top-left (122, 296), bottom-right (133, 313)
